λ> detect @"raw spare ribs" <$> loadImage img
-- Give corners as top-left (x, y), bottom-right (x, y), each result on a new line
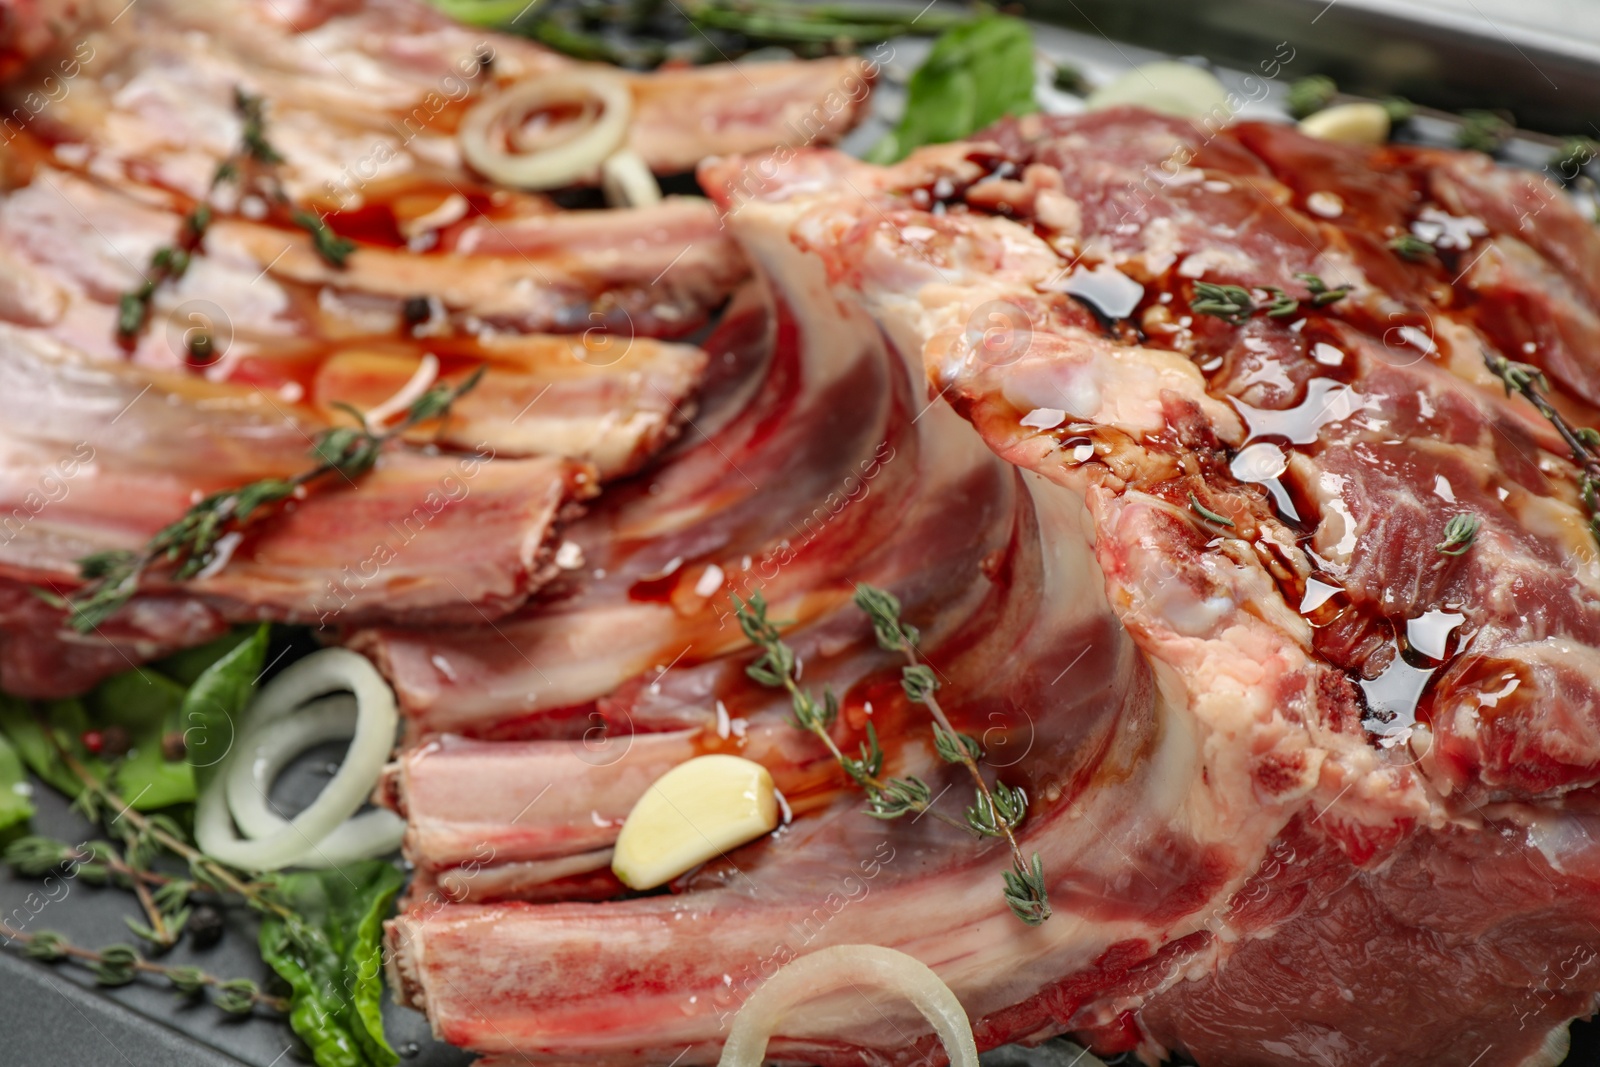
top-left (384, 111), bottom-right (1600, 1066)
top-left (0, 0), bottom-right (866, 692)
top-left (3, 0), bottom-right (1598, 1061)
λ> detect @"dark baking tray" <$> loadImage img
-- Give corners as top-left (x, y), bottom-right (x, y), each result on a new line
top-left (4, 2), bottom-right (1598, 1065)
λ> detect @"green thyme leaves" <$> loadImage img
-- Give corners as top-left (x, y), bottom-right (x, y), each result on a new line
top-left (1296, 272), bottom-right (1350, 307)
top-left (1436, 514), bottom-right (1480, 556)
top-left (60, 369), bottom-right (485, 632)
top-left (1190, 281), bottom-right (1255, 325)
top-left (1189, 492), bottom-right (1235, 528)
top-left (1190, 275), bottom-right (1352, 326)
top-left (733, 586), bottom-right (1051, 925)
top-left (1388, 233), bottom-right (1435, 261)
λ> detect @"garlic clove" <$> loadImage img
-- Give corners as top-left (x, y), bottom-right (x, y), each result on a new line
top-left (1298, 102), bottom-right (1391, 146)
top-left (612, 754), bottom-right (778, 890)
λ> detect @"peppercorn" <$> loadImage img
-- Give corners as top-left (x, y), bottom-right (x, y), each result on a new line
top-left (401, 295), bottom-right (432, 331)
top-left (99, 725), bottom-right (131, 758)
top-left (161, 730), bottom-right (188, 762)
top-left (186, 904), bottom-right (225, 950)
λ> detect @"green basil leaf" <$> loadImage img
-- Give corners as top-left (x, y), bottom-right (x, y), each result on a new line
top-left (0, 695), bottom-right (105, 799)
top-left (867, 14), bottom-right (1038, 164)
top-left (259, 861), bottom-right (406, 1067)
top-left (0, 730), bottom-right (34, 833)
top-left (180, 623), bottom-right (269, 791)
top-left (91, 669), bottom-right (193, 809)
top-left (152, 627), bottom-right (258, 686)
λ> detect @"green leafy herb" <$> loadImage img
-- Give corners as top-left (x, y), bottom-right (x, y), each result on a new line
top-left (1190, 281), bottom-right (1254, 325)
top-left (424, 0), bottom-right (534, 25)
top-left (1295, 272), bottom-right (1350, 307)
top-left (0, 694), bottom-right (104, 799)
top-left (0, 731), bottom-right (33, 833)
top-left (1381, 96), bottom-right (1415, 125)
top-left (853, 583), bottom-right (1050, 927)
top-left (234, 88), bottom-right (285, 166)
top-left (114, 205), bottom-right (211, 343)
top-left (154, 627), bottom-right (259, 685)
top-left (1551, 136), bottom-right (1598, 182)
top-left (687, 0), bottom-right (967, 43)
top-left (1286, 75), bottom-right (1336, 120)
top-left (1188, 492), bottom-right (1235, 528)
top-left (292, 208), bottom-right (357, 269)
top-left (731, 591), bottom-right (945, 824)
top-left (1486, 353), bottom-right (1600, 545)
top-left (179, 624), bottom-right (269, 790)
top-left (89, 668), bottom-right (194, 810)
top-left (60, 370), bottom-right (484, 632)
top-left (1261, 287), bottom-right (1299, 318)
top-left (1003, 853), bottom-right (1051, 926)
top-left (1436, 513), bottom-right (1480, 556)
top-left (1052, 61), bottom-right (1087, 95)
top-left (1456, 109), bottom-right (1513, 155)
top-left (259, 861), bottom-right (406, 1067)
top-left (866, 15), bottom-right (1037, 164)
top-left (1388, 233), bottom-right (1435, 261)
top-left (0, 922), bottom-right (286, 1010)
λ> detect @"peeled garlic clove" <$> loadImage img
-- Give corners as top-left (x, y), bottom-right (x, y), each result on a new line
top-left (1085, 62), bottom-right (1231, 120)
top-left (612, 754), bottom-right (778, 890)
top-left (1298, 102), bottom-right (1391, 146)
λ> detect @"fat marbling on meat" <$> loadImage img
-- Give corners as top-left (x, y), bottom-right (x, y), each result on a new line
top-left (386, 109), bottom-right (1600, 1067)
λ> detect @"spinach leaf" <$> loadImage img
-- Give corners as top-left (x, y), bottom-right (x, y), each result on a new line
top-left (259, 861), bottom-right (406, 1067)
top-left (180, 624), bottom-right (269, 791)
top-left (867, 14), bottom-right (1038, 164)
top-left (0, 730), bottom-right (33, 833)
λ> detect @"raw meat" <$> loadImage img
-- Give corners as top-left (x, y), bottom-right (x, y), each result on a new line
top-left (387, 110), bottom-right (1600, 1067)
top-left (0, 321), bottom-right (596, 694)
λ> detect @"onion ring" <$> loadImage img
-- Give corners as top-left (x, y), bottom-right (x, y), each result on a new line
top-left (226, 694), bottom-right (404, 869)
top-left (717, 944), bottom-right (978, 1067)
top-left (459, 73), bottom-right (633, 190)
top-left (196, 649), bottom-right (398, 871)
top-left (601, 149), bottom-right (662, 208)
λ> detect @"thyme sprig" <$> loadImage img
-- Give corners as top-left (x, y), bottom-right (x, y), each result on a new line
top-left (1295, 272), bottom-right (1350, 307)
top-left (1188, 492), bottom-right (1235, 528)
top-left (1436, 513), bottom-right (1480, 556)
top-left (49, 743), bottom-right (293, 922)
top-left (116, 206), bottom-right (212, 342)
top-left (853, 583), bottom-right (1051, 927)
top-left (114, 89), bottom-right (352, 345)
top-left (1487, 353), bottom-right (1600, 544)
top-left (1388, 233), bottom-right (1435, 261)
top-left (0, 923), bottom-right (285, 1012)
top-left (1287, 75), bottom-right (1337, 120)
top-left (55, 367), bottom-right (484, 632)
top-left (1190, 282), bottom-right (1254, 325)
top-left (216, 90), bottom-right (354, 269)
top-left (1261, 287), bottom-right (1300, 318)
top-left (731, 592), bottom-right (957, 825)
top-left (1456, 109), bottom-right (1513, 155)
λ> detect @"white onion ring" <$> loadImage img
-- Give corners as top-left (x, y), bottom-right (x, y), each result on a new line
top-left (363, 352), bottom-right (439, 427)
top-left (717, 945), bottom-right (978, 1067)
top-left (197, 649), bottom-right (398, 871)
top-left (459, 73), bottom-right (633, 190)
top-left (226, 694), bottom-right (404, 869)
top-left (601, 149), bottom-right (661, 208)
